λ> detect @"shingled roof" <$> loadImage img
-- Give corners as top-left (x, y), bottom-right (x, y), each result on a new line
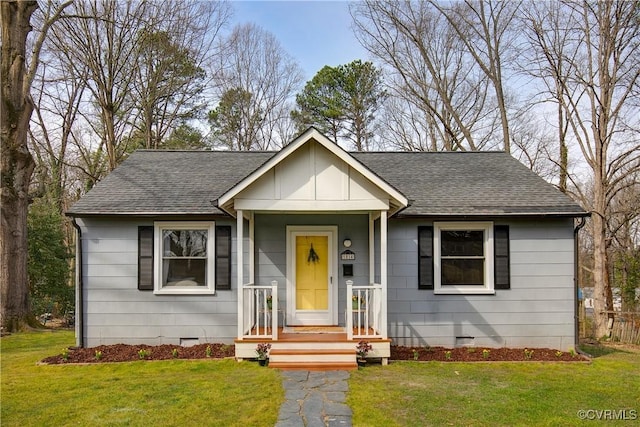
top-left (67, 149), bottom-right (586, 217)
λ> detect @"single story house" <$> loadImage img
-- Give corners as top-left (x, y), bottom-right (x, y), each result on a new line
top-left (67, 127), bottom-right (587, 368)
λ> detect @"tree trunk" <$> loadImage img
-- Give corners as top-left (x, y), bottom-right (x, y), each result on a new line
top-left (1, 0), bottom-right (39, 331)
top-left (592, 209), bottom-right (612, 338)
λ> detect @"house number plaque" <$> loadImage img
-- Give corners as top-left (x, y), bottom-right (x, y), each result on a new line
top-left (341, 250), bottom-right (355, 260)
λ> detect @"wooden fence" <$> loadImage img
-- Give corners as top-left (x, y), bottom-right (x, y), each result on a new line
top-left (605, 311), bottom-right (640, 345)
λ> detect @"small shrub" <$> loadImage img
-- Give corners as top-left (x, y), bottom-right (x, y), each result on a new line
top-left (138, 349), bottom-right (150, 359)
top-left (172, 348), bottom-right (179, 358)
top-left (555, 351), bottom-right (563, 358)
top-left (444, 350), bottom-right (452, 360)
top-left (412, 348), bottom-right (420, 360)
top-left (524, 349), bottom-right (534, 360)
top-left (94, 350), bottom-right (103, 361)
top-left (61, 348), bottom-right (69, 361)
top-left (206, 345), bottom-right (212, 357)
top-left (569, 348), bottom-right (577, 358)
top-left (482, 349), bottom-right (490, 359)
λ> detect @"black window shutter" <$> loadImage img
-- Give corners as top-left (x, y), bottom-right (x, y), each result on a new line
top-left (216, 226), bottom-right (232, 290)
top-left (494, 225), bottom-right (510, 289)
top-left (138, 226), bottom-right (154, 290)
top-left (418, 226), bottom-right (434, 290)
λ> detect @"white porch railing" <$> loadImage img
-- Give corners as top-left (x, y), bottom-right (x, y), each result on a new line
top-left (346, 281), bottom-right (383, 339)
top-left (241, 281), bottom-right (278, 340)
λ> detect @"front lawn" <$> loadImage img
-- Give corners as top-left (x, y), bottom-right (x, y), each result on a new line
top-left (1, 331), bottom-right (283, 426)
top-left (3, 331), bottom-right (639, 426)
top-left (349, 346), bottom-right (640, 426)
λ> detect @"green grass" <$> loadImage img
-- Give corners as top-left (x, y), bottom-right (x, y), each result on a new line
top-left (349, 350), bottom-right (640, 426)
top-left (3, 332), bottom-right (639, 426)
top-left (1, 331), bottom-right (283, 426)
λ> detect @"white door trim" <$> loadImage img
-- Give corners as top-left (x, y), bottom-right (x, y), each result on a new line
top-left (286, 225), bottom-right (338, 325)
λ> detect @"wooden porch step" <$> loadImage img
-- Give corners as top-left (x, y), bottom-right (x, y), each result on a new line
top-left (268, 349), bottom-right (357, 371)
top-left (268, 361), bottom-right (358, 371)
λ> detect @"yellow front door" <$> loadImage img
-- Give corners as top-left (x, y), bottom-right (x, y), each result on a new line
top-left (295, 236), bottom-right (328, 310)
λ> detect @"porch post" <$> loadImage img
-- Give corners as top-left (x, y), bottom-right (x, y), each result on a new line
top-left (369, 212), bottom-right (375, 284)
top-left (249, 212), bottom-right (254, 283)
top-left (380, 210), bottom-right (388, 339)
top-left (236, 209), bottom-right (244, 339)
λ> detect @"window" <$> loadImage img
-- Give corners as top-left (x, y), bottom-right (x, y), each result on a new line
top-left (440, 230), bottom-right (485, 286)
top-left (418, 223), bottom-right (510, 293)
top-left (434, 222), bottom-right (494, 294)
top-left (154, 222), bottom-right (216, 294)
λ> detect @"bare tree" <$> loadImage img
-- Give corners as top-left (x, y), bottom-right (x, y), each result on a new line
top-left (29, 48), bottom-right (89, 212)
top-left (520, 1), bottom-right (582, 193)
top-left (509, 111), bottom-right (558, 182)
top-left (1, 0), bottom-right (72, 331)
top-left (50, 0), bottom-right (153, 172)
top-left (607, 171), bottom-right (640, 311)
top-left (429, 0), bottom-right (521, 153)
top-left (377, 96), bottom-right (437, 151)
top-left (211, 23), bottom-right (304, 150)
top-left (526, 0), bottom-right (640, 337)
top-left (351, 0), bottom-right (499, 151)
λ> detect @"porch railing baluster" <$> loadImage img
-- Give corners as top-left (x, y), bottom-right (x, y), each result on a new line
top-left (348, 282), bottom-right (383, 340)
top-left (240, 282), bottom-right (278, 340)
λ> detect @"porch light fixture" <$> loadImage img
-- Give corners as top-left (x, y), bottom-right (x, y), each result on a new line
top-left (343, 239), bottom-right (352, 248)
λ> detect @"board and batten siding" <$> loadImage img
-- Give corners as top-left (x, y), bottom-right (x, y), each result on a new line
top-left (78, 217), bottom-right (241, 347)
top-left (386, 218), bottom-right (576, 350)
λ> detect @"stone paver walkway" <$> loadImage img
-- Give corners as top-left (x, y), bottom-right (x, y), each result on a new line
top-left (275, 370), bottom-right (353, 427)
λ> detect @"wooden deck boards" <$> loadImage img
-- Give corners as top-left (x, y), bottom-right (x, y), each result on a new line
top-left (239, 327), bottom-right (385, 342)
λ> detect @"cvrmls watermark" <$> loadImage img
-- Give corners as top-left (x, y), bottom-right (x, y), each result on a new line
top-left (577, 409), bottom-right (637, 421)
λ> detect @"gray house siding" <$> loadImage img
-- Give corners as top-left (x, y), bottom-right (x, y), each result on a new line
top-left (78, 215), bottom-right (576, 350)
top-left (78, 217), bottom-right (242, 347)
top-left (386, 218), bottom-right (576, 350)
top-left (254, 213), bottom-right (371, 325)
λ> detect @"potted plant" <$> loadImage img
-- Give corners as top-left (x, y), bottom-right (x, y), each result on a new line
top-left (255, 342), bottom-right (271, 366)
top-left (266, 295), bottom-right (272, 310)
top-left (356, 340), bottom-right (372, 366)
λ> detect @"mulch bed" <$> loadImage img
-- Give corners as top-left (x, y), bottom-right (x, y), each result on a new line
top-left (41, 343), bottom-right (235, 364)
top-left (40, 343), bottom-right (587, 364)
top-left (391, 345), bottom-right (587, 362)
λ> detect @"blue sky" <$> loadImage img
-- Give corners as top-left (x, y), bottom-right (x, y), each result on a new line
top-left (231, 1), bottom-right (369, 80)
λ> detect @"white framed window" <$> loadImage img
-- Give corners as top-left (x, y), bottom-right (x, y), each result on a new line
top-left (154, 221), bottom-right (215, 294)
top-left (434, 222), bottom-right (494, 294)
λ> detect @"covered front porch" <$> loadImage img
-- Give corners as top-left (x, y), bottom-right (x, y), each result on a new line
top-left (215, 129), bottom-right (408, 368)
top-left (232, 212), bottom-right (392, 368)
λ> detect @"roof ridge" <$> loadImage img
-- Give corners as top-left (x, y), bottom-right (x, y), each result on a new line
top-left (351, 150), bottom-right (508, 154)
top-left (134, 149), bottom-right (278, 154)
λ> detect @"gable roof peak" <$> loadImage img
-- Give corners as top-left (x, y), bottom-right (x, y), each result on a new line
top-left (216, 127), bottom-right (409, 216)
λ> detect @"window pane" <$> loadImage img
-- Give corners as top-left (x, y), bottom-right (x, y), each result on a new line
top-left (441, 230), bottom-right (483, 256)
top-left (163, 259), bottom-right (206, 286)
top-left (441, 259), bottom-right (484, 286)
top-left (162, 230), bottom-right (207, 257)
